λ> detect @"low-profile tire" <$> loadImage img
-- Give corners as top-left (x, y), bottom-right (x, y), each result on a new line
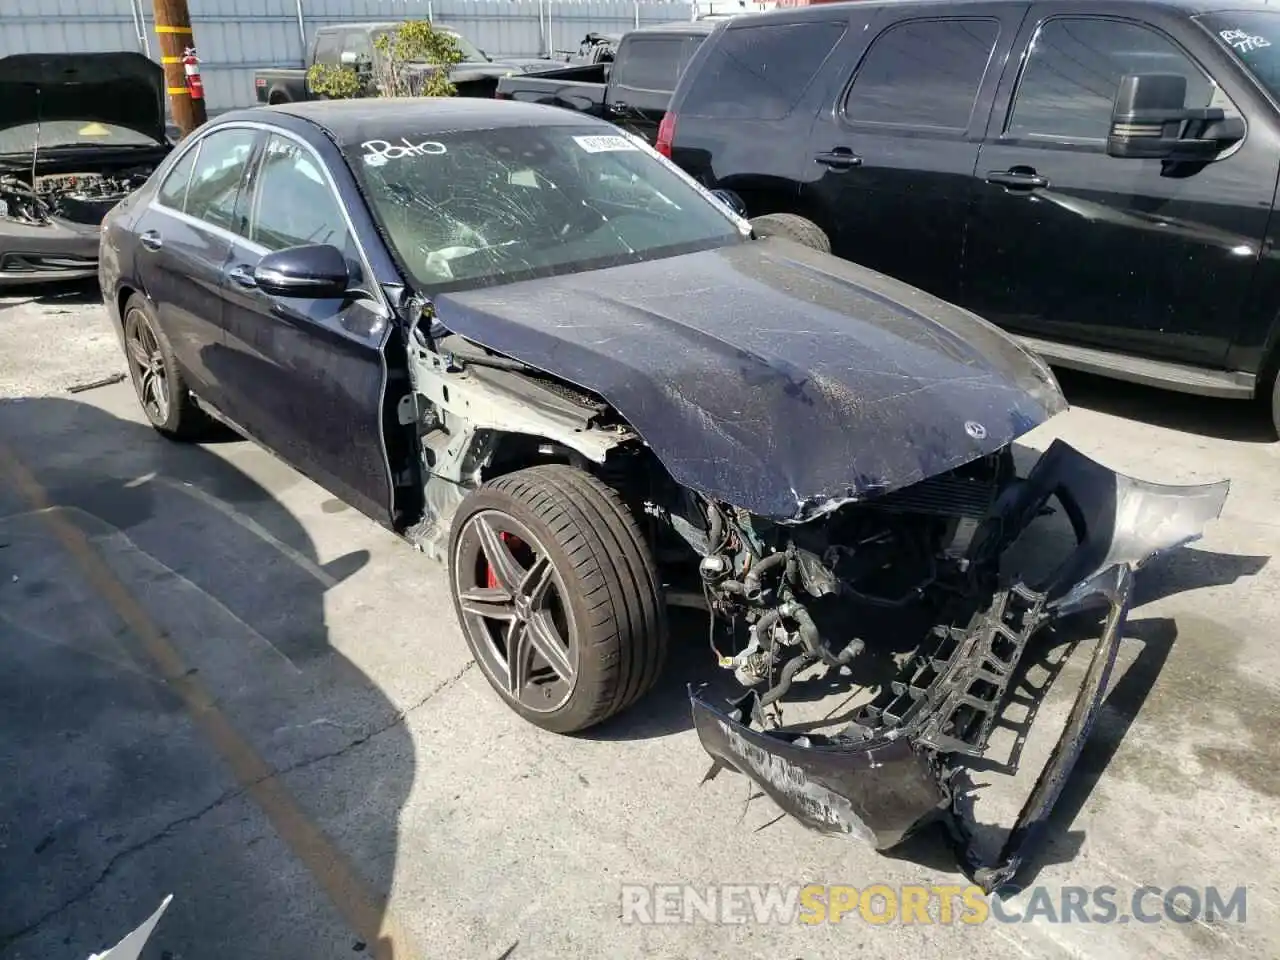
top-left (122, 294), bottom-right (214, 441)
top-left (447, 464), bottom-right (667, 734)
top-left (749, 212), bottom-right (831, 253)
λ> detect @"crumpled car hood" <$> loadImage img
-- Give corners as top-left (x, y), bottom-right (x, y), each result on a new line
top-left (434, 239), bottom-right (1067, 521)
top-left (0, 52), bottom-right (166, 146)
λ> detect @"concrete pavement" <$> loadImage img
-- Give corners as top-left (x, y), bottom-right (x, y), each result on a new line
top-left (1, 288), bottom-right (1277, 959)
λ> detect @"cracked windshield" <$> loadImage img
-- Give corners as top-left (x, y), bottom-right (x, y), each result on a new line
top-left (346, 125), bottom-right (742, 290)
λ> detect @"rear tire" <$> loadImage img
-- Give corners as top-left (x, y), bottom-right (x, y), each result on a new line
top-left (122, 294), bottom-right (215, 442)
top-left (749, 213), bottom-right (831, 253)
top-left (447, 465), bottom-right (667, 733)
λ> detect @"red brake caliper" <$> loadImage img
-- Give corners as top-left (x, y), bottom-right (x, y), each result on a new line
top-left (485, 533), bottom-right (523, 590)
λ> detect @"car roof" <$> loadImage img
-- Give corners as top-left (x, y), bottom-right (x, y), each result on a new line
top-left (625, 19), bottom-right (719, 35)
top-left (723, 0), bottom-right (1274, 20)
top-left (314, 20), bottom-right (465, 35)
top-left (225, 97), bottom-right (614, 148)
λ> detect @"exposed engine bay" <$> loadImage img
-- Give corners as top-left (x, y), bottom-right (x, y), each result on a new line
top-left (0, 168), bottom-right (153, 225)
top-left (672, 453), bottom-right (1011, 714)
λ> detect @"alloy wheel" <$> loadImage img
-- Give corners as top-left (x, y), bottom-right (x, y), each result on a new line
top-left (125, 310), bottom-right (171, 425)
top-left (452, 509), bottom-right (578, 713)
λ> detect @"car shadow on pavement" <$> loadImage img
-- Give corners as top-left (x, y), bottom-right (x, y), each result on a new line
top-left (1055, 368), bottom-right (1277, 444)
top-left (0, 396), bottom-right (410, 959)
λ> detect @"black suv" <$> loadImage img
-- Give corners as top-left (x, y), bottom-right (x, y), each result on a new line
top-left (661, 0), bottom-right (1280, 432)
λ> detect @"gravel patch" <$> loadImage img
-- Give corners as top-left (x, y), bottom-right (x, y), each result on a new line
top-left (0, 282), bottom-right (125, 399)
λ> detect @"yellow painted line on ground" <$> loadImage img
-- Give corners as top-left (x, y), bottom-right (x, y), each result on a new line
top-left (155, 24), bottom-right (193, 34)
top-left (0, 442), bottom-right (420, 960)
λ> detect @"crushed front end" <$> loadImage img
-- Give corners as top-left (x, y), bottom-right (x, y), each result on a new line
top-left (682, 440), bottom-right (1228, 891)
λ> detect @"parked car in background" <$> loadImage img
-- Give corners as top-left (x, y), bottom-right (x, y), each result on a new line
top-left (495, 21), bottom-right (715, 142)
top-left (254, 22), bottom-right (553, 104)
top-left (98, 97), bottom-right (1226, 892)
top-left (663, 0), bottom-right (1280, 434)
top-left (0, 52), bottom-right (172, 286)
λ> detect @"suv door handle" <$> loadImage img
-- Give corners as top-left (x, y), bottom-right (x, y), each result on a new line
top-left (815, 148), bottom-right (862, 170)
top-left (228, 264), bottom-right (258, 288)
top-left (985, 168), bottom-right (1049, 190)
top-left (139, 230), bottom-right (163, 252)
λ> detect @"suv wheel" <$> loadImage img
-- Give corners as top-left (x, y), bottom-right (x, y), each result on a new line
top-left (749, 213), bottom-right (831, 253)
top-left (1270, 370), bottom-right (1280, 439)
top-left (447, 465), bottom-right (667, 733)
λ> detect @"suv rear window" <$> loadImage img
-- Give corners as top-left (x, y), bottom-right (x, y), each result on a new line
top-left (613, 37), bottom-right (687, 92)
top-left (843, 18), bottom-right (1000, 130)
top-left (680, 20), bottom-right (848, 120)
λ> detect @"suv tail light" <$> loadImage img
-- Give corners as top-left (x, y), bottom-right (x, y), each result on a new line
top-left (656, 112), bottom-right (676, 158)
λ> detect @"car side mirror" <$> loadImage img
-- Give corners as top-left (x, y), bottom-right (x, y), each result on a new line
top-left (1107, 73), bottom-right (1245, 162)
top-left (254, 243), bottom-right (350, 298)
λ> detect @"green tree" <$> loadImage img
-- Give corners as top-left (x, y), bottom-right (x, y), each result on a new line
top-left (306, 20), bottom-right (464, 100)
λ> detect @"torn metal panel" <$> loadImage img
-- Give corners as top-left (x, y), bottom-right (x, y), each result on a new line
top-left (403, 334), bottom-right (634, 558)
top-left (433, 238), bottom-right (1066, 522)
top-left (407, 340), bottom-right (633, 464)
top-left (689, 443), bottom-right (1229, 891)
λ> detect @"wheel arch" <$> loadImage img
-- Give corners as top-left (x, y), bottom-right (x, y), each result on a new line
top-left (711, 177), bottom-right (833, 237)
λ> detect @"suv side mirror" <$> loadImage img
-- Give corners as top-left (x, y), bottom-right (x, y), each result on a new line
top-left (1107, 73), bottom-right (1245, 162)
top-left (254, 243), bottom-right (350, 299)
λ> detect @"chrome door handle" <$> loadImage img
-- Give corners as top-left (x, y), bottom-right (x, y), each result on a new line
top-left (815, 148), bottom-right (862, 170)
top-left (228, 264), bottom-right (257, 288)
top-left (139, 230), bottom-right (163, 251)
top-left (985, 169), bottom-right (1049, 190)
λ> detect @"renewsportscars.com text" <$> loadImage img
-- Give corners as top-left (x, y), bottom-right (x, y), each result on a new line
top-left (619, 883), bottom-right (1248, 926)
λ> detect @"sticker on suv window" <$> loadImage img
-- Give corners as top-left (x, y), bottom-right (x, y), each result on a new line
top-left (572, 135), bottom-right (639, 153)
top-left (1220, 28), bottom-right (1271, 53)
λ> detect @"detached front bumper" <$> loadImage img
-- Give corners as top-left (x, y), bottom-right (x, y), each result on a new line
top-left (691, 440), bottom-right (1228, 891)
top-left (0, 216), bottom-right (100, 285)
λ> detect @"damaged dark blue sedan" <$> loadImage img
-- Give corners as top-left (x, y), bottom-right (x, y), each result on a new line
top-left (99, 98), bottom-right (1228, 891)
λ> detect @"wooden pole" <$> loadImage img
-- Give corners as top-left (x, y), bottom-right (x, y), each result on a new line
top-left (151, 0), bottom-right (206, 137)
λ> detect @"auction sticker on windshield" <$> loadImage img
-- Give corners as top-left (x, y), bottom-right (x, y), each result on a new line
top-left (573, 135), bottom-right (639, 153)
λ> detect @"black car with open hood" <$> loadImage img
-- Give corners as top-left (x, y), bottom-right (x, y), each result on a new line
top-left (0, 51), bottom-right (172, 285)
top-left (99, 98), bottom-right (1230, 892)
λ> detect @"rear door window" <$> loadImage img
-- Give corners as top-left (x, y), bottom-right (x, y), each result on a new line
top-left (1007, 18), bottom-right (1222, 141)
top-left (155, 146), bottom-right (198, 211)
top-left (613, 37), bottom-right (686, 92)
top-left (681, 20), bottom-right (848, 119)
top-left (843, 18), bottom-right (1001, 130)
top-left (183, 128), bottom-right (258, 233)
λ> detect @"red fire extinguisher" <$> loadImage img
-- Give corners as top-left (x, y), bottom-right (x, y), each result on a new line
top-left (182, 48), bottom-right (205, 101)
